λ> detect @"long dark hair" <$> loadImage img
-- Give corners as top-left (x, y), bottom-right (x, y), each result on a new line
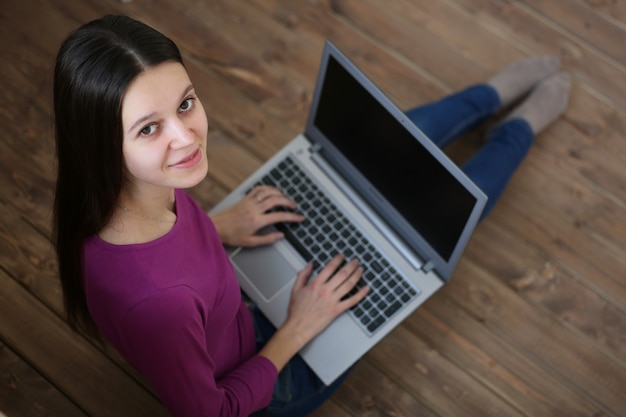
top-left (53, 15), bottom-right (183, 336)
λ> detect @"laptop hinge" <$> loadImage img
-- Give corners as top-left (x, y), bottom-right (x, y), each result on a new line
top-left (310, 142), bottom-right (323, 154)
top-left (421, 260), bottom-right (436, 273)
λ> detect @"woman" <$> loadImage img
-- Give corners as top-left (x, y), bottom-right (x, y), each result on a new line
top-left (53, 15), bottom-right (569, 417)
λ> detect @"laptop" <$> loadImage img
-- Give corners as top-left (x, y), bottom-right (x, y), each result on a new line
top-left (210, 40), bottom-right (487, 385)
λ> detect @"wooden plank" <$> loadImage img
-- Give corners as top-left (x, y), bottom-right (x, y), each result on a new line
top-left (470, 220), bottom-right (626, 365)
top-left (0, 193), bottom-right (61, 312)
top-left (324, 0), bottom-right (505, 91)
top-left (179, 0), bottom-right (323, 88)
top-left (443, 257), bottom-right (626, 416)
top-left (333, 361), bottom-right (439, 417)
top-left (519, 0), bottom-right (626, 65)
top-left (250, 0), bottom-right (447, 107)
top-left (0, 342), bottom-right (87, 417)
top-left (408, 285), bottom-right (609, 417)
top-left (0, 130), bottom-right (55, 238)
top-left (578, 0), bottom-right (626, 26)
top-left (488, 144), bottom-right (626, 306)
top-left (0, 17), bottom-right (57, 180)
top-left (364, 324), bottom-right (527, 417)
top-left (548, 83), bottom-right (626, 187)
top-left (538, 118), bottom-right (626, 210)
top-left (449, 0), bottom-right (626, 110)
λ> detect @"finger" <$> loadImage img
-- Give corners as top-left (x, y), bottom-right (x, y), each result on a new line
top-left (293, 262), bottom-right (313, 292)
top-left (256, 185), bottom-right (296, 203)
top-left (252, 185), bottom-right (280, 194)
top-left (258, 194), bottom-right (298, 212)
top-left (335, 264), bottom-right (363, 293)
top-left (259, 211), bottom-right (305, 226)
top-left (340, 284), bottom-right (370, 310)
top-left (251, 185), bottom-right (289, 203)
top-left (245, 212), bottom-right (303, 243)
top-left (325, 259), bottom-right (360, 289)
top-left (248, 186), bottom-right (270, 205)
top-left (312, 254), bottom-right (345, 284)
top-left (248, 186), bottom-right (265, 201)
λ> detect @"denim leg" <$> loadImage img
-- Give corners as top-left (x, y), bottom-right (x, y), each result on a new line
top-left (247, 299), bottom-right (352, 417)
top-left (405, 84), bottom-right (501, 149)
top-left (461, 118), bottom-right (535, 220)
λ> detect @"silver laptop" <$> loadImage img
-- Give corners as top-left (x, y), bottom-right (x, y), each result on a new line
top-left (210, 40), bottom-right (487, 385)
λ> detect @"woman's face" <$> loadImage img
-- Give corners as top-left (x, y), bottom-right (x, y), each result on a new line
top-left (121, 61), bottom-right (209, 194)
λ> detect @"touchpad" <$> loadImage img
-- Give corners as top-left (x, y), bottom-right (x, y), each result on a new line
top-left (232, 245), bottom-right (297, 301)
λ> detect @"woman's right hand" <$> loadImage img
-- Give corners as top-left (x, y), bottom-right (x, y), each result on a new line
top-left (284, 255), bottom-right (369, 347)
top-left (257, 255), bottom-right (369, 371)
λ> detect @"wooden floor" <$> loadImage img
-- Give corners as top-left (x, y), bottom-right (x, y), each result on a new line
top-left (1, 0), bottom-right (626, 416)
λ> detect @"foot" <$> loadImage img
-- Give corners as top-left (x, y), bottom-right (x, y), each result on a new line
top-left (487, 56), bottom-right (561, 108)
top-left (502, 72), bottom-right (571, 135)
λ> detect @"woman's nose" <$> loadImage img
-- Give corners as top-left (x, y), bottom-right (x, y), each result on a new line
top-left (169, 118), bottom-right (195, 148)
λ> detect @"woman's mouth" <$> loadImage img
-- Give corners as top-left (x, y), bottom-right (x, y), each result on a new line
top-left (170, 149), bottom-right (202, 168)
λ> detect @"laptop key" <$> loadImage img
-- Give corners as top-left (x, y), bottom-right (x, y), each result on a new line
top-left (367, 316), bottom-right (385, 333)
top-left (275, 222), bottom-right (313, 263)
top-left (384, 301), bottom-right (402, 318)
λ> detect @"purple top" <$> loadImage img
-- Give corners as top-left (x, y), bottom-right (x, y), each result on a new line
top-left (83, 189), bottom-right (277, 417)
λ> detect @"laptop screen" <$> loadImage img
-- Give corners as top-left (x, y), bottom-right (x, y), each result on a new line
top-left (305, 42), bottom-right (486, 280)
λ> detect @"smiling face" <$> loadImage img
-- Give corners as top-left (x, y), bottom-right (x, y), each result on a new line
top-left (121, 61), bottom-right (209, 196)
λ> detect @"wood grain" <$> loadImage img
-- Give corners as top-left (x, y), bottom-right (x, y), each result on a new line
top-left (1, 0), bottom-right (625, 416)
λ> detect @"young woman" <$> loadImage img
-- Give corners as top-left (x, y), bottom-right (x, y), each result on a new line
top-left (53, 15), bottom-right (570, 417)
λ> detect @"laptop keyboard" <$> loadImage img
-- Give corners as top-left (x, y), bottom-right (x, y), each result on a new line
top-left (254, 156), bottom-right (420, 335)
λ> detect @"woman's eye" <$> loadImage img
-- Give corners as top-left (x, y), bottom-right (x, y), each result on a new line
top-left (140, 124), bottom-right (157, 136)
top-left (179, 97), bottom-right (195, 112)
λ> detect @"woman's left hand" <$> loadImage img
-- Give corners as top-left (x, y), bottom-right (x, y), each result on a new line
top-left (210, 185), bottom-right (304, 247)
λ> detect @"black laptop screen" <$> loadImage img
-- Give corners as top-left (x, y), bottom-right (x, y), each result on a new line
top-left (313, 56), bottom-right (478, 262)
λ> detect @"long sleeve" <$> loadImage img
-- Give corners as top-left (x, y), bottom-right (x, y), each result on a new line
top-left (118, 286), bottom-right (277, 417)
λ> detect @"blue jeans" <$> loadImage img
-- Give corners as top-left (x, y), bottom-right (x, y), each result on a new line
top-left (249, 84), bottom-right (534, 416)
